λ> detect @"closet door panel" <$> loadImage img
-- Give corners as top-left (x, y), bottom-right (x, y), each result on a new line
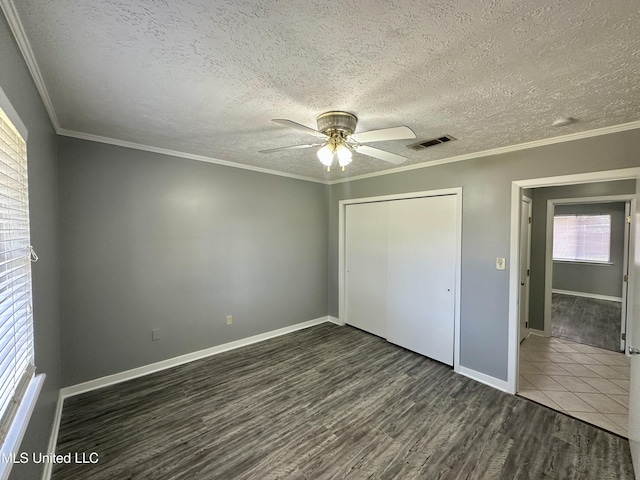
top-left (345, 202), bottom-right (388, 338)
top-left (386, 195), bottom-right (457, 365)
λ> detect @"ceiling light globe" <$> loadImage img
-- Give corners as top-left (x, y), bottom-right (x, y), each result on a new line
top-left (337, 146), bottom-right (352, 167)
top-left (317, 145), bottom-right (334, 166)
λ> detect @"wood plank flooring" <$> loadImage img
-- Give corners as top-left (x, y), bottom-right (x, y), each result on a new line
top-left (551, 293), bottom-right (622, 352)
top-left (53, 324), bottom-right (634, 479)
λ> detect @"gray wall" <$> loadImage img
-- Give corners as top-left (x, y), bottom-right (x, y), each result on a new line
top-left (528, 181), bottom-right (635, 330)
top-left (329, 131), bottom-right (640, 381)
top-left (0, 13), bottom-right (62, 480)
top-left (58, 138), bottom-right (329, 386)
top-left (552, 202), bottom-right (626, 297)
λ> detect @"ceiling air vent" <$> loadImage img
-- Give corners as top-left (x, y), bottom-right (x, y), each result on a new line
top-left (408, 135), bottom-right (456, 151)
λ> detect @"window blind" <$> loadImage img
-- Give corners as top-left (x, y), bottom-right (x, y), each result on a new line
top-left (553, 214), bottom-right (611, 263)
top-left (0, 108), bottom-right (35, 443)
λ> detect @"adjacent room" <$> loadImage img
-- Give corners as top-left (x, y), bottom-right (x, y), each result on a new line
top-left (551, 201), bottom-right (628, 352)
top-left (0, 1), bottom-right (639, 479)
top-left (517, 182), bottom-right (633, 437)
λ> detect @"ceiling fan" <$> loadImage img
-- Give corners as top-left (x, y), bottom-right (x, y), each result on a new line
top-left (259, 111), bottom-right (416, 172)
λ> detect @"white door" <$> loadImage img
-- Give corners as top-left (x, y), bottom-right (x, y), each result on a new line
top-left (345, 201), bottom-right (388, 338)
top-left (386, 195), bottom-right (457, 366)
top-left (519, 196), bottom-right (532, 342)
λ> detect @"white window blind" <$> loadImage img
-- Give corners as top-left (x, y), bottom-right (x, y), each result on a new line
top-left (553, 214), bottom-right (611, 263)
top-left (0, 107), bottom-right (35, 444)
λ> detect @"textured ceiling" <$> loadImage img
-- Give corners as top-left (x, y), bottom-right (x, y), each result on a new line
top-left (7, 0), bottom-right (640, 181)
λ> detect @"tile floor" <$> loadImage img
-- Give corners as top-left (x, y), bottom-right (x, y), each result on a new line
top-left (518, 334), bottom-right (630, 437)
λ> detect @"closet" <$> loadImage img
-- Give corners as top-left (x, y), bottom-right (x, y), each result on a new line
top-left (344, 194), bottom-right (458, 366)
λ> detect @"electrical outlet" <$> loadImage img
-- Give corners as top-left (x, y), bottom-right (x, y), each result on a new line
top-left (152, 328), bottom-right (161, 341)
top-left (496, 258), bottom-right (506, 270)
top-left (226, 315), bottom-right (233, 325)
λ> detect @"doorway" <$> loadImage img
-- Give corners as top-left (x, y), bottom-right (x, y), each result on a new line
top-left (518, 195), bottom-right (633, 437)
top-left (520, 191), bottom-right (632, 436)
top-left (508, 170), bottom-right (638, 440)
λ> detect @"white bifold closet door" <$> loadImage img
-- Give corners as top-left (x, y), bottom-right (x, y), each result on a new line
top-left (345, 201), bottom-right (388, 339)
top-left (345, 194), bottom-right (457, 366)
top-left (386, 196), bottom-right (457, 365)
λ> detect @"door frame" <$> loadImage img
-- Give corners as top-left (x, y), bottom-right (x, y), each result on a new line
top-left (507, 167), bottom-right (640, 394)
top-left (338, 187), bottom-right (463, 373)
top-left (623, 201), bottom-right (632, 351)
top-left (542, 195), bottom-right (634, 338)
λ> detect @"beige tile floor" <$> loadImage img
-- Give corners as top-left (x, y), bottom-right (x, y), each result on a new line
top-left (518, 334), bottom-right (630, 437)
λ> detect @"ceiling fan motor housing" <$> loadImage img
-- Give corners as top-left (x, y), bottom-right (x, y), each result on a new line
top-left (316, 111), bottom-right (357, 136)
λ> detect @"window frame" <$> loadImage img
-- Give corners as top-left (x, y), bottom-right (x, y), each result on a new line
top-left (0, 87), bottom-right (45, 480)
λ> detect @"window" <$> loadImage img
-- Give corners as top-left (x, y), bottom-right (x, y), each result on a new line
top-left (0, 107), bottom-right (35, 444)
top-left (553, 214), bottom-right (611, 263)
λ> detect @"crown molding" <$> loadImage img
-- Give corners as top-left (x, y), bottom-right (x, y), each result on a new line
top-left (59, 119), bottom-right (640, 186)
top-left (58, 129), bottom-right (327, 184)
top-left (0, 0), bottom-right (60, 132)
top-left (327, 120), bottom-right (640, 185)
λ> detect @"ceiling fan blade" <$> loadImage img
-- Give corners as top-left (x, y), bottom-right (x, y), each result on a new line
top-left (349, 125), bottom-right (416, 143)
top-left (272, 119), bottom-right (327, 138)
top-left (259, 143), bottom-right (323, 153)
top-left (354, 145), bottom-right (408, 165)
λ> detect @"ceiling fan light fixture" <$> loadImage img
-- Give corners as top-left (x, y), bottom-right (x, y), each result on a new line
top-left (266, 111), bottom-right (415, 173)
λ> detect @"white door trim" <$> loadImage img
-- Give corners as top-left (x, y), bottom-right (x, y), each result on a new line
top-left (508, 167), bottom-right (640, 394)
top-left (338, 187), bottom-right (463, 373)
top-left (543, 194), bottom-right (635, 337)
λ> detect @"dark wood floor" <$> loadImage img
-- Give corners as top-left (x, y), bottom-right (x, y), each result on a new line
top-left (53, 323), bottom-right (634, 479)
top-left (551, 293), bottom-right (622, 352)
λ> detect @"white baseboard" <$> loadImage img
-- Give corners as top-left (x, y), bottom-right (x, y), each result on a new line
top-left (327, 316), bottom-right (343, 326)
top-left (41, 392), bottom-right (64, 480)
top-left (552, 289), bottom-right (622, 303)
top-left (60, 316), bottom-right (333, 399)
top-left (457, 366), bottom-right (510, 393)
top-left (528, 328), bottom-right (547, 337)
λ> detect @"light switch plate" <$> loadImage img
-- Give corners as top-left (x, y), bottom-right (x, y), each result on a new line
top-left (152, 328), bottom-right (161, 341)
top-left (496, 258), bottom-right (506, 270)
